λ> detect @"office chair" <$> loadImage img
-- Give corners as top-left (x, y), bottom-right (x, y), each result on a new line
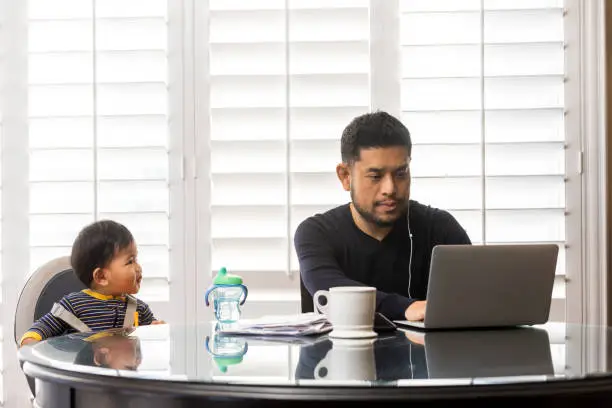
top-left (300, 274), bottom-right (314, 313)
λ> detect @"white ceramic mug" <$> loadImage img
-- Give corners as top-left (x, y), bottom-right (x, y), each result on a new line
top-left (313, 286), bottom-right (377, 339)
top-left (314, 338), bottom-right (376, 382)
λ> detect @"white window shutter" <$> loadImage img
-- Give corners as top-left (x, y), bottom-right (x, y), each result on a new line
top-left (289, 0), bottom-right (369, 273)
top-left (208, 0), bottom-right (367, 318)
top-left (27, 0), bottom-right (170, 374)
top-left (400, 0), bottom-right (566, 300)
top-left (400, 0), bottom-right (566, 369)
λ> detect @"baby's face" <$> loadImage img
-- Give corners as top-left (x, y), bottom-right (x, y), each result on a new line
top-left (104, 242), bottom-right (142, 295)
top-left (94, 336), bottom-right (141, 370)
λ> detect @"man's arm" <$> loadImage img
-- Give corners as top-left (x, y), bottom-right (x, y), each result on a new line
top-left (294, 218), bottom-right (416, 321)
top-left (439, 210), bottom-right (472, 245)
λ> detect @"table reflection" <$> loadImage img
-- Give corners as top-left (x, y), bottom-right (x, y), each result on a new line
top-left (74, 330), bottom-right (142, 371)
top-left (44, 328), bottom-right (143, 372)
top-left (295, 327), bottom-right (554, 382)
top-left (30, 322), bottom-right (588, 386)
top-left (21, 321), bottom-right (612, 407)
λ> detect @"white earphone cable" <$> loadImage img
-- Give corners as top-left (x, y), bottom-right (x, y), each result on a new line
top-left (407, 210), bottom-right (413, 299)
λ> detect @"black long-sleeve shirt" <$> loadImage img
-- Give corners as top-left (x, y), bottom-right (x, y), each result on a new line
top-left (294, 200), bottom-right (471, 321)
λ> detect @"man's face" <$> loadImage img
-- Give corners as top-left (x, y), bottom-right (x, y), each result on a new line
top-left (338, 146), bottom-right (411, 227)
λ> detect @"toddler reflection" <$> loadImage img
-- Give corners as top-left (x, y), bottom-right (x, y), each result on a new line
top-left (73, 329), bottom-right (142, 371)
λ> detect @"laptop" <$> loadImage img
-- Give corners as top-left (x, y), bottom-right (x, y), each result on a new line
top-left (394, 244), bottom-right (559, 330)
top-left (403, 326), bottom-right (554, 379)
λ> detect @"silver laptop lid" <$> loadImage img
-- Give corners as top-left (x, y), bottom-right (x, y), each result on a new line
top-left (422, 244), bottom-right (559, 329)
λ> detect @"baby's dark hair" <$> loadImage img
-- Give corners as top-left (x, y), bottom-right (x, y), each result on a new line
top-left (70, 220), bottom-right (134, 287)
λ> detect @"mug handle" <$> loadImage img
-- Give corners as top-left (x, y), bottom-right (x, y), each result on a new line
top-left (313, 290), bottom-right (330, 314)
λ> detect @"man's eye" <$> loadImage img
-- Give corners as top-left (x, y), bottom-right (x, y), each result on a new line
top-left (368, 174), bottom-right (381, 180)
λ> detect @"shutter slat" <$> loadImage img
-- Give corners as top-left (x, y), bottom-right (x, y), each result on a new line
top-left (403, 109), bottom-right (564, 144)
top-left (29, 115), bottom-right (168, 148)
top-left (212, 206), bottom-right (286, 239)
top-left (97, 213), bottom-right (169, 246)
top-left (212, 174), bottom-right (286, 206)
top-left (212, 238), bottom-right (287, 272)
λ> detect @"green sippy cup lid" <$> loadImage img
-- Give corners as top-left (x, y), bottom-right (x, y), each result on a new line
top-left (213, 267), bottom-right (243, 285)
top-left (214, 356), bottom-right (244, 373)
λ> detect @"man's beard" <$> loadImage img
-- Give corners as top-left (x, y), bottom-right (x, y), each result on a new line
top-left (350, 189), bottom-right (404, 228)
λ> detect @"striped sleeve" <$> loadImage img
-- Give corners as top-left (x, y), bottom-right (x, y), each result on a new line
top-left (21, 296), bottom-right (73, 343)
top-left (137, 300), bottom-right (156, 326)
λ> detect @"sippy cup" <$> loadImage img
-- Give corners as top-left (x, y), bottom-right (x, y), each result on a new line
top-left (205, 330), bottom-right (248, 373)
top-left (205, 267), bottom-right (248, 323)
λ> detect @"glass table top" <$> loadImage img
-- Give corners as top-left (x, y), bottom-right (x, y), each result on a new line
top-left (18, 320), bottom-right (612, 388)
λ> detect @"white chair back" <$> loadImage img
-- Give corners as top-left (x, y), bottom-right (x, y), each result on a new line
top-left (14, 256), bottom-right (72, 345)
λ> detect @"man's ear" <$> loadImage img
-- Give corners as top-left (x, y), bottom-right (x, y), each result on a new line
top-left (92, 267), bottom-right (109, 287)
top-left (336, 163), bottom-right (351, 192)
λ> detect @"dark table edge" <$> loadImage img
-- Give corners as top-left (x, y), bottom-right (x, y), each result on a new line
top-left (21, 361), bottom-right (612, 402)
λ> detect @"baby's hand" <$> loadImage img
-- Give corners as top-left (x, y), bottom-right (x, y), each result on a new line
top-left (20, 338), bottom-right (40, 347)
top-left (151, 320), bottom-right (166, 325)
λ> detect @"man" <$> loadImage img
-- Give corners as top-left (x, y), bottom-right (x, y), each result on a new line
top-left (294, 111), bottom-right (471, 322)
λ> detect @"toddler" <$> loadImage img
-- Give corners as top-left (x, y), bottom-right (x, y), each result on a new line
top-left (20, 220), bottom-right (163, 346)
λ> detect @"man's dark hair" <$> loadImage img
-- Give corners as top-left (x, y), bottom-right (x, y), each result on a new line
top-left (71, 220), bottom-right (134, 287)
top-left (340, 111), bottom-right (412, 164)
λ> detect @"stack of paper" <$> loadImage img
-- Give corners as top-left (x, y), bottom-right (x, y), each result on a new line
top-left (217, 313), bottom-right (332, 337)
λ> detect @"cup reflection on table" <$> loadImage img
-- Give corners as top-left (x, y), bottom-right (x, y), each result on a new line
top-left (205, 328), bottom-right (249, 373)
top-left (314, 338), bottom-right (377, 382)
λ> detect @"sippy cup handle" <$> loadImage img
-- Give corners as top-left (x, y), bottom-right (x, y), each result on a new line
top-left (204, 287), bottom-right (216, 307)
top-left (205, 284), bottom-right (248, 306)
top-left (239, 284), bottom-right (248, 305)
top-left (205, 336), bottom-right (212, 353)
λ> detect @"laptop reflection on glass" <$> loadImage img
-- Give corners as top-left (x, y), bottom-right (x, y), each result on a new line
top-left (394, 244), bottom-right (559, 331)
top-left (402, 326), bottom-right (555, 379)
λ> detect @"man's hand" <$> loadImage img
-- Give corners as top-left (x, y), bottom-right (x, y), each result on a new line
top-left (405, 300), bottom-right (426, 321)
top-left (404, 331), bottom-right (425, 346)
